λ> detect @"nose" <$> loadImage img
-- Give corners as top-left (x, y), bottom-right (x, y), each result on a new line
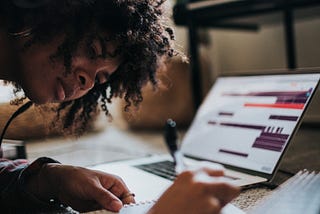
top-left (77, 70), bottom-right (95, 91)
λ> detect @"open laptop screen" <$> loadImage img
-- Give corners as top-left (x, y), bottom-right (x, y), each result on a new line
top-left (181, 73), bottom-right (320, 174)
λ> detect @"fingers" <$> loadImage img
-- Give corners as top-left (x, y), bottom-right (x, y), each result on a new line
top-left (98, 173), bottom-right (136, 204)
top-left (92, 172), bottom-right (135, 211)
top-left (208, 197), bottom-right (223, 214)
top-left (91, 185), bottom-right (123, 212)
top-left (191, 169), bottom-right (240, 206)
top-left (182, 166), bottom-right (224, 179)
top-left (199, 167), bottom-right (224, 177)
top-left (179, 168), bottom-right (240, 207)
top-left (119, 191), bottom-right (136, 204)
top-left (207, 182), bottom-right (240, 206)
top-left (179, 167), bottom-right (224, 180)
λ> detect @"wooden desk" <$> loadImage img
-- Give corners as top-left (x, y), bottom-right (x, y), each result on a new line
top-left (25, 123), bottom-right (319, 213)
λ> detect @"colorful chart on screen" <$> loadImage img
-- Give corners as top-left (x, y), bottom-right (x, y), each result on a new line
top-left (181, 73), bottom-right (320, 174)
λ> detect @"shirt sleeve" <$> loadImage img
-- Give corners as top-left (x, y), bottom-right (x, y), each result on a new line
top-left (0, 149), bottom-right (63, 212)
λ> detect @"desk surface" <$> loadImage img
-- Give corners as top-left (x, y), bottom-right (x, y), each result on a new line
top-left (25, 124), bottom-right (320, 213)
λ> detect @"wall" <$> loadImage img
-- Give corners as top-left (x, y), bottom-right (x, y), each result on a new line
top-left (208, 17), bottom-right (320, 74)
top-left (171, 8), bottom-right (320, 123)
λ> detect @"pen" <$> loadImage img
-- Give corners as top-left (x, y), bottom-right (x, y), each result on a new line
top-left (164, 119), bottom-right (186, 173)
top-left (164, 119), bottom-right (225, 179)
top-left (164, 119), bottom-right (178, 162)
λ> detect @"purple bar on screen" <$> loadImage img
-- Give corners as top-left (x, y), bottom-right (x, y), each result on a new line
top-left (218, 112), bottom-right (234, 116)
top-left (208, 121), bottom-right (217, 125)
top-left (254, 139), bottom-right (284, 149)
top-left (252, 129), bottom-right (289, 152)
top-left (223, 89), bottom-right (311, 99)
top-left (222, 89), bottom-right (312, 107)
top-left (252, 144), bottom-right (283, 152)
top-left (219, 149), bottom-right (248, 157)
top-left (261, 132), bottom-right (289, 139)
top-left (269, 115), bottom-right (299, 121)
top-left (276, 97), bottom-right (308, 104)
top-left (255, 137), bottom-right (286, 145)
top-left (220, 122), bottom-right (266, 130)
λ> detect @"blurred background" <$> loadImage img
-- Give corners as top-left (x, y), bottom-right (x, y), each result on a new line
top-left (0, 0), bottom-right (319, 167)
top-left (122, 0), bottom-right (320, 129)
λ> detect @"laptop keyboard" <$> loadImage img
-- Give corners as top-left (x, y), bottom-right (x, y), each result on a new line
top-left (134, 161), bottom-right (177, 180)
top-left (134, 160), bottom-right (238, 182)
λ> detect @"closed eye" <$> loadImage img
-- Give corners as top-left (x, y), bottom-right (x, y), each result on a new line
top-left (95, 73), bottom-right (110, 85)
top-left (95, 76), bottom-right (100, 85)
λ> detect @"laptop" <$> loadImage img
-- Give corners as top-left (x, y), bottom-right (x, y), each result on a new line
top-left (90, 71), bottom-right (320, 202)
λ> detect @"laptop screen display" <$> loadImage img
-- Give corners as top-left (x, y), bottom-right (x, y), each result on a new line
top-left (181, 73), bottom-right (320, 174)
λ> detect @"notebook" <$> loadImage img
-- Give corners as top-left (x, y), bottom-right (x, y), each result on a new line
top-left (84, 199), bottom-right (245, 214)
top-left (90, 72), bottom-right (320, 206)
top-left (248, 170), bottom-right (320, 214)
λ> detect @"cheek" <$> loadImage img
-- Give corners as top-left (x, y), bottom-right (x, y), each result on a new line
top-left (20, 49), bottom-right (50, 78)
top-left (22, 55), bottom-right (57, 87)
top-left (18, 52), bottom-right (65, 103)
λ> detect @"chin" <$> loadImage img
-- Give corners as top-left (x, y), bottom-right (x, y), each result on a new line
top-left (26, 93), bottom-right (51, 104)
top-left (28, 98), bottom-right (47, 105)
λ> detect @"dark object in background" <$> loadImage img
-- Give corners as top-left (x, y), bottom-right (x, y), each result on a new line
top-left (2, 139), bottom-right (27, 159)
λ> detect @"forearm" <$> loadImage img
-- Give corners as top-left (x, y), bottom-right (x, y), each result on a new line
top-left (25, 162), bottom-right (62, 202)
top-left (0, 157), bottom-right (62, 211)
top-left (0, 158), bottom-right (28, 206)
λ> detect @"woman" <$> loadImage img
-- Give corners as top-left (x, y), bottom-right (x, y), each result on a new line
top-left (0, 0), bottom-right (239, 213)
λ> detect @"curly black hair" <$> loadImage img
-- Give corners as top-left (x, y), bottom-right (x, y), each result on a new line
top-left (0, 0), bottom-right (175, 135)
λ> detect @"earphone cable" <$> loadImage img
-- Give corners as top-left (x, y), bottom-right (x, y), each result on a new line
top-left (0, 100), bottom-right (33, 147)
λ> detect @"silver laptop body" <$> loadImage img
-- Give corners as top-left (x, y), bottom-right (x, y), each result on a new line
top-left (91, 71), bottom-right (320, 202)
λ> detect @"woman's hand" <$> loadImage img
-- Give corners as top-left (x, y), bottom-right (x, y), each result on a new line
top-left (148, 168), bottom-right (240, 214)
top-left (28, 163), bottom-right (135, 212)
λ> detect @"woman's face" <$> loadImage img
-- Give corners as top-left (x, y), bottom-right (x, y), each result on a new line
top-left (14, 35), bottom-right (121, 104)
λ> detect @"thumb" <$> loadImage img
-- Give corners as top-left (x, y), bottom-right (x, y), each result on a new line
top-left (93, 186), bottom-right (123, 212)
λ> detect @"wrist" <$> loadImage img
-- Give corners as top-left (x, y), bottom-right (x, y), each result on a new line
top-left (21, 157), bottom-right (61, 204)
top-left (36, 162), bottom-right (62, 201)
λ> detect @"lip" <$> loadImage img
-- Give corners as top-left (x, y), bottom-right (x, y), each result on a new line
top-left (56, 78), bottom-right (66, 101)
top-left (58, 77), bottom-right (80, 101)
